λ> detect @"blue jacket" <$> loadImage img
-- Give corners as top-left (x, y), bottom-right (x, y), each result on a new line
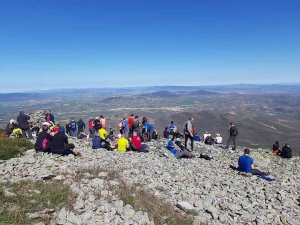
top-left (92, 136), bottom-right (102, 149)
top-left (144, 123), bottom-right (154, 131)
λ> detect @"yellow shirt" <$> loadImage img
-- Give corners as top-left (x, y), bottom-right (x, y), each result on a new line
top-left (99, 128), bottom-right (108, 140)
top-left (12, 128), bottom-right (22, 137)
top-left (117, 137), bottom-right (129, 153)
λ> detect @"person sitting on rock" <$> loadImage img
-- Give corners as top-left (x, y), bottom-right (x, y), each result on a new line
top-left (193, 132), bottom-right (201, 142)
top-left (116, 134), bottom-right (129, 153)
top-left (163, 127), bottom-right (170, 138)
top-left (272, 141), bottom-right (280, 155)
top-left (17, 111), bottom-right (33, 139)
top-left (168, 121), bottom-right (176, 136)
top-left (152, 130), bottom-right (159, 140)
top-left (205, 134), bottom-right (215, 145)
top-left (279, 144), bottom-right (292, 159)
top-left (45, 110), bottom-right (55, 124)
top-left (238, 149), bottom-right (269, 176)
top-left (92, 132), bottom-right (102, 149)
top-left (214, 133), bottom-right (223, 144)
top-left (6, 119), bottom-right (18, 136)
top-left (99, 127), bottom-right (113, 150)
top-left (12, 127), bottom-right (23, 138)
top-left (167, 137), bottom-right (192, 159)
top-left (35, 122), bottom-right (52, 153)
top-left (130, 131), bottom-right (148, 152)
top-left (50, 126), bottom-right (80, 156)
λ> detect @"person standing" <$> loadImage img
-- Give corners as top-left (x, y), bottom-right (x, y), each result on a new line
top-left (128, 114), bottom-right (134, 138)
top-left (88, 118), bottom-right (95, 138)
top-left (70, 118), bottom-right (77, 137)
top-left (77, 119), bottom-right (86, 134)
top-left (225, 122), bottom-right (238, 150)
top-left (184, 117), bottom-right (194, 151)
top-left (17, 111), bottom-right (33, 139)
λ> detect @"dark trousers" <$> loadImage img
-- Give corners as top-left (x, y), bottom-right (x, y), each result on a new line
top-left (184, 133), bottom-right (194, 151)
top-left (251, 169), bottom-right (268, 176)
top-left (89, 128), bottom-right (95, 138)
top-left (226, 136), bottom-right (237, 149)
top-left (22, 128), bottom-right (33, 139)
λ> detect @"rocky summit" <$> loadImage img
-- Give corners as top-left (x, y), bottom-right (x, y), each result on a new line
top-left (0, 139), bottom-right (299, 225)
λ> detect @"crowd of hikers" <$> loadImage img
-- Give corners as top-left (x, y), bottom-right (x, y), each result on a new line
top-left (5, 110), bottom-right (293, 176)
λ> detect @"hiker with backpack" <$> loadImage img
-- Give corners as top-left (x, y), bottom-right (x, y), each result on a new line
top-left (70, 118), bottom-right (77, 137)
top-left (163, 127), bottom-right (170, 138)
top-left (225, 122), bottom-right (238, 150)
top-left (17, 111), bottom-right (33, 139)
top-left (35, 122), bottom-right (52, 153)
top-left (184, 117), bottom-right (194, 151)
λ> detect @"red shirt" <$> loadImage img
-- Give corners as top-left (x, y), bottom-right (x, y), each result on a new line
top-left (128, 117), bottom-right (134, 129)
top-left (131, 135), bottom-right (142, 150)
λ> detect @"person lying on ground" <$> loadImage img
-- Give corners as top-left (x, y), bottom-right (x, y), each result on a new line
top-left (130, 131), bottom-right (148, 152)
top-left (167, 137), bottom-right (192, 159)
top-left (237, 148), bottom-right (269, 176)
top-left (50, 126), bottom-right (80, 156)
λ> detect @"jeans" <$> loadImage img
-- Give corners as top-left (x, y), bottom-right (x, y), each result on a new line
top-left (226, 136), bottom-right (237, 149)
top-left (184, 133), bottom-right (194, 151)
top-left (147, 129), bottom-right (153, 141)
top-left (89, 128), bottom-right (95, 138)
top-left (22, 128), bottom-right (33, 139)
top-left (70, 129), bottom-right (77, 138)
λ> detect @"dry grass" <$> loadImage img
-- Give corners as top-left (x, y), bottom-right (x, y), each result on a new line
top-left (0, 180), bottom-right (76, 224)
top-left (75, 167), bottom-right (194, 224)
top-left (117, 183), bottom-right (194, 225)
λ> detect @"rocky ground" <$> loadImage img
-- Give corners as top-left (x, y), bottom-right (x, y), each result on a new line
top-left (0, 138), bottom-right (300, 225)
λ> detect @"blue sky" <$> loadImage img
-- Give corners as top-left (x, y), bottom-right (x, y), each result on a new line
top-left (0, 0), bottom-right (299, 92)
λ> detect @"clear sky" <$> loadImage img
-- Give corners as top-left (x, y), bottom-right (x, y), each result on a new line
top-left (0, 0), bottom-right (299, 92)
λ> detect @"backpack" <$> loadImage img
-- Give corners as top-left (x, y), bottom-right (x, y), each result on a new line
top-left (133, 120), bottom-right (140, 129)
top-left (232, 127), bottom-right (238, 136)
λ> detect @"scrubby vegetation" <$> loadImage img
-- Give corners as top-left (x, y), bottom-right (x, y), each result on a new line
top-left (0, 180), bottom-right (76, 224)
top-left (0, 138), bottom-right (34, 160)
